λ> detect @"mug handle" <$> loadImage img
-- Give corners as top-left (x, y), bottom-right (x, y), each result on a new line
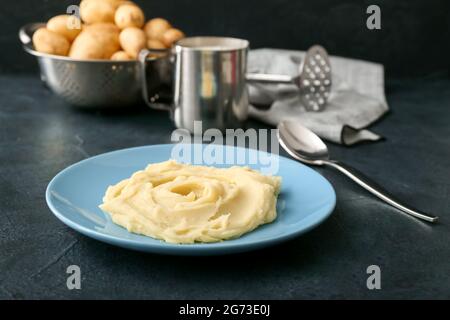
top-left (139, 48), bottom-right (174, 111)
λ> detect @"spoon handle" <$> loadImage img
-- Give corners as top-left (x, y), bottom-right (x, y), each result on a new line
top-left (323, 160), bottom-right (439, 223)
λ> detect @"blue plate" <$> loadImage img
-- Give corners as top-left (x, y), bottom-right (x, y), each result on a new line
top-left (46, 144), bottom-right (336, 255)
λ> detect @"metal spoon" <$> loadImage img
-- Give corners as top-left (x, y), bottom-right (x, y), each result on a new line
top-left (278, 120), bottom-right (438, 223)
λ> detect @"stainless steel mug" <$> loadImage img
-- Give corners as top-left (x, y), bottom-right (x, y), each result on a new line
top-left (140, 37), bottom-right (250, 133)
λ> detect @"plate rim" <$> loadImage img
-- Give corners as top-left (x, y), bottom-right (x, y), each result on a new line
top-left (46, 144), bottom-right (336, 254)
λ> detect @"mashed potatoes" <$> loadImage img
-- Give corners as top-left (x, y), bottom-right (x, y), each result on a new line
top-left (99, 160), bottom-right (281, 244)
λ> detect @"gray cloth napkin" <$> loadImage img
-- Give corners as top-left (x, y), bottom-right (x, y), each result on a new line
top-left (248, 49), bottom-right (389, 145)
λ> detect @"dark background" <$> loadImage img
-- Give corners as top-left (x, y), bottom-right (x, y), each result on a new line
top-left (2, 0), bottom-right (450, 77)
top-left (1, 0), bottom-right (450, 300)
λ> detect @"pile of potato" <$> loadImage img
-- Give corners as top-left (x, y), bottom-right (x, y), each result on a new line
top-left (32, 0), bottom-right (185, 60)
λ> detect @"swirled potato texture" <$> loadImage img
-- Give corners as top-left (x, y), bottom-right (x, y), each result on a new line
top-left (100, 160), bottom-right (281, 244)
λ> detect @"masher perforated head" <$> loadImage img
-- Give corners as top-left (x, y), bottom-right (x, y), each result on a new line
top-left (297, 45), bottom-right (332, 111)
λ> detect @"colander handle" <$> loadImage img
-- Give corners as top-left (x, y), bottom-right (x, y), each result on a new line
top-left (19, 23), bottom-right (46, 46)
top-left (139, 49), bottom-right (174, 111)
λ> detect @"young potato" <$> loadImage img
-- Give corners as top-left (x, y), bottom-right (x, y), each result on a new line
top-left (47, 15), bottom-right (82, 42)
top-left (80, 0), bottom-right (122, 24)
top-left (83, 22), bottom-right (120, 34)
top-left (144, 18), bottom-right (171, 41)
top-left (114, 3), bottom-right (145, 29)
top-left (147, 39), bottom-right (166, 49)
top-left (69, 24), bottom-right (120, 59)
top-left (119, 27), bottom-right (146, 59)
top-left (161, 28), bottom-right (185, 47)
top-left (111, 51), bottom-right (132, 60)
top-left (32, 28), bottom-right (70, 56)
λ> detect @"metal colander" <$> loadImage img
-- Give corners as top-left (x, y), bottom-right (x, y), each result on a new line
top-left (20, 23), bottom-right (145, 108)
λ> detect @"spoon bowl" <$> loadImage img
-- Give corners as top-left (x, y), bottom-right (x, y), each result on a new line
top-left (278, 120), bottom-right (329, 164)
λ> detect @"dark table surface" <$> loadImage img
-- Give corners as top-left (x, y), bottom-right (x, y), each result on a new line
top-left (0, 74), bottom-right (449, 299)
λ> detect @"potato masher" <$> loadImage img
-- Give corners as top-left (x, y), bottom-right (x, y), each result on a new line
top-left (246, 45), bottom-right (332, 111)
